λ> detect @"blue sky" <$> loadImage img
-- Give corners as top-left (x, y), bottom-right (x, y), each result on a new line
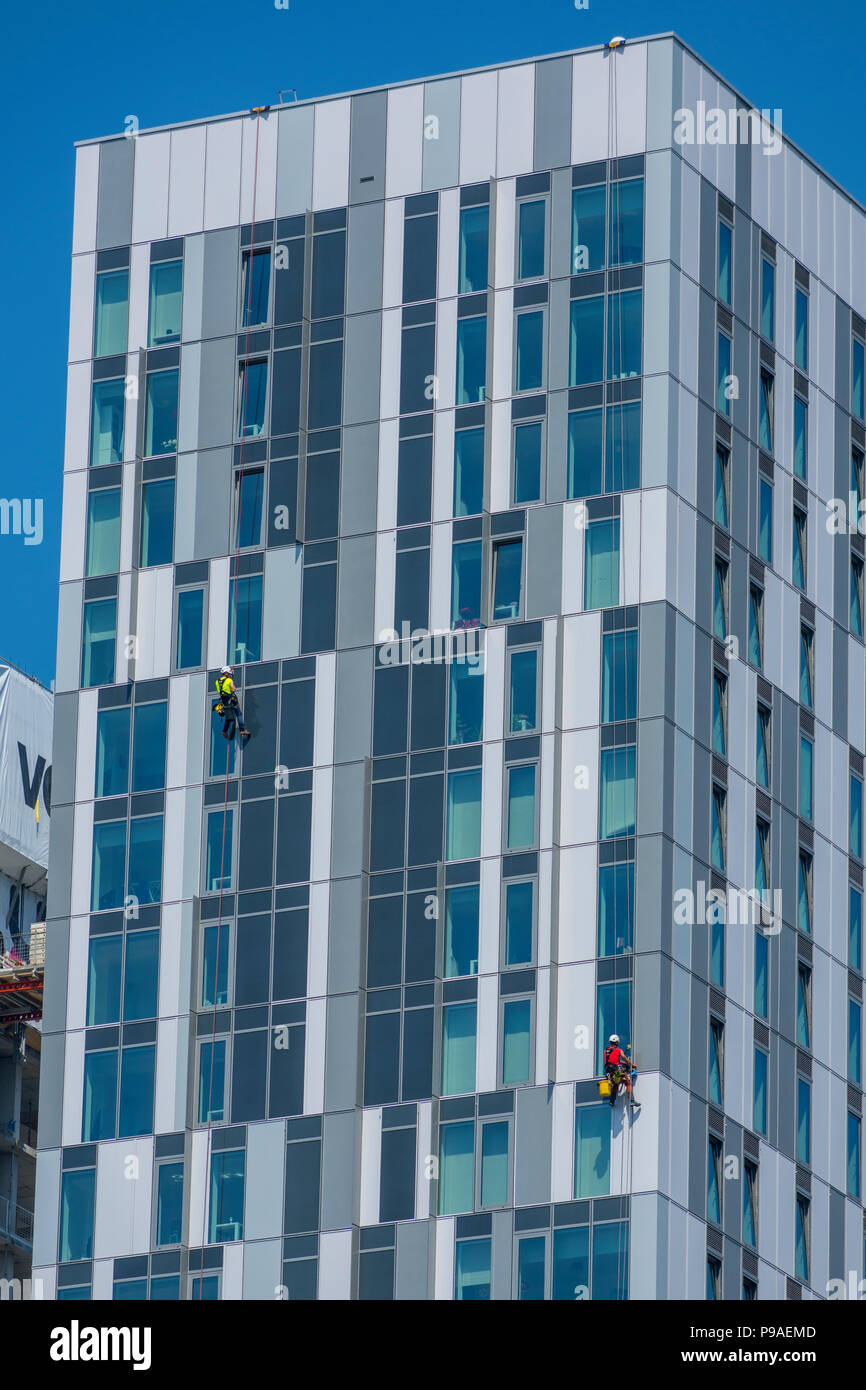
top-left (1, 0), bottom-right (864, 687)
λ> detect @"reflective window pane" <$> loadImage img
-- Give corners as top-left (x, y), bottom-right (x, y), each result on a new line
top-left (144, 370), bottom-right (179, 457)
top-left (492, 538), bottom-right (523, 621)
top-left (441, 1001), bottom-right (477, 1094)
top-left (176, 588), bottom-right (204, 670)
top-left (140, 478), bottom-right (175, 566)
top-left (446, 768), bottom-right (481, 861)
top-left (517, 200), bottom-right (545, 280)
top-left (451, 539), bottom-right (482, 630)
top-left (506, 763), bottom-right (535, 850)
top-left (241, 248), bottom-right (271, 327)
top-left (123, 929), bottom-right (159, 1021)
top-left (449, 658), bottom-right (483, 744)
top-left (569, 297), bottom-right (603, 386)
top-left (609, 179), bottom-right (643, 265)
top-left (459, 205), bottom-right (489, 294)
top-left (86, 934), bottom-right (122, 1026)
top-left (444, 884), bottom-right (479, 977)
top-left (82, 1050), bottom-right (117, 1142)
top-left (505, 880), bottom-right (533, 965)
top-left (456, 317), bottom-right (487, 404)
top-left (209, 1149), bottom-right (245, 1243)
top-left (127, 815), bottom-right (163, 905)
top-left (90, 379), bottom-right (125, 467)
top-left (567, 407), bottom-right (603, 499)
top-left (453, 427), bottom-right (484, 517)
top-left (86, 487), bottom-right (121, 577)
top-left (502, 998), bottom-right (531, 1084)
top-left (571, 185), bottom-right (605, 272)
top-left (95, 706), bottom-right (130, 798)
top-left (91, 820), bottom-right (126, 911)
top-left (148, 259), bottom-right (183, 346)
top-left (508, 648), bottom-right (537, 733)
top-left (513, 421), bottom-right (542, 504)
top-left (229, 574), bottom-right (263, 664)
top-left (132, 702), bottom-right (167, 792)
top-left (237, 360), bottom-right (268, 438)
top-left (574, 1105), bottom-right (610, 1198)
top-left (515, 311), bottom-right (544, 392)
top-left (585, 519), bottom-right (620, 610)
top-left (118, 1044), bottom-right (155, 1137)
top-left (94, 269), bottom-right (129, 358)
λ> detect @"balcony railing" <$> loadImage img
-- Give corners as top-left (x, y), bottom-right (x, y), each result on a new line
top-left (0, 925), bottom-right (45, 971)
top-left (0, 1194), bottom-right (34, 1248)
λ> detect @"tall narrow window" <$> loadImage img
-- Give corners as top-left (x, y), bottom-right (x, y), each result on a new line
top-left (574, 1105), bottom-right (610, 1198)
top-left (853, 447), bottom-right (865, 510)
top-left (717, 219), bottom-right (732, 305)
top-left (502, 998), bottom-right (532, 1085)
top-left (792, 507), bottom-right (807, 590)
top-left (456, 316), bottom-right (486, 404)
top-left (59, 1168), bottom-right (96, 1263)
top-left (90, 379), bottom-right (125, 467)
top-left (795, 1195), bottom-right (809, 1282)
top-left (446, 768), bottom-right (482, 861)
top-left (209, 1148), bottom-right (245, 1243)
top-left (851, 772), bottom-right (863, 860)
top-left (202, 922), bottom-right (230, 1007)
top-left (517, 200), bottom-right (545, 280)
top-left (849, 997), bottom-right (862, 1084)
top-left (508, 648), bottom-right (538, 734)
top-left (515, 312), bottom-right (544, 392)
top-left (234, 468), bottom-right (265, 549)
top-left (479, 1121), bottom-right (509, 1206)
top-left (453, 427), bottom-right (484, 517)
top-left (459, 204), bottom-right (489, 294)
top-left (91, 820), bottom-right (126, 910)
top-left (709, 1018), bottom-right (724, 1106)
top-left (707, 1136), bottom-right (723, 1224)
top-left (444, 884), bottom-right (479, 977)
top-left (794, 288), bottom-right (808, 372)
top-left (758, 476), bottom-right (773, 563)
top-left (606, 289), bottom-right (642, 380)
top-left (761, 257), bottom-right (775, 343)
top-left (140, 478), bottom-right (175, 567)
top-left (228, 574), bottom-right (263, 665)
top-left (793, 395), bottom-right (807, 481)
top-left (848, 1112), bottom-right (861, 1199)
top-left (714, 443), bottom-right (729, 528)
top-left (82, 597), bottom-right (117, 689)
top-left (797, 1077), bottom-right (811, 1165)
top-left (597, 861), bottom-right (634, 956)
top-left (492, 538), bottom-right (523, 621)
top-left (748, 585), bottom-right (763, 669)
top-left (852, 555), bottom-right (864, 637)
top-left (144, 369), bottom-right (179, 457)
top-left (571, 184), bottom-right (605, 272)
top-left (599, 746), bottom-right (635, 841)
top-left (711, 785), bottom-right (726, 873)
top-left (237, 360), bottom-right (268, 438)
top-left (755, 817), bottom-right (770, 898)
top-left (569, 296), bottom-right (604, 387)
top-left (241, 248), bottom-right (271, 328)
top-left (455, 1238), bottom-right (491, 1301)
top-left (205, 807), bottom-right (233, 893)
top-left (853, 335), bottom-right (865, 421)
top-left (800, 626), bottom-right (813, 708)
top-left (148, 259), bottom-right (183, 347)
top-left (743, 1160), bottom-right (758, 1247)
top-left (755, 929), bottom-right (768, 1021)
top-left (753, 1047), bottom-right (768, 1135)
top-left (438, 1122), bottom-right (474, 1214)
top-left (86, 487), bottom-right (121, 577)
top-left (605, 400), bottom-right (640, 492)
top-left (584, 518), bottom-right (620, 610)
top-left (756, 703), bottom-right (771, 789)
top-left (504, 880), bottom-right (533, 966)
top-left (595, 980), bottom-right (631, 1074)
top-left (513, 421), bottom-right (542, 505)
top-left (706, 1256), bottom-right (721, 1300)
top-left (602, 629), bottom-right (637, 723)
top-left (567, 407), bottom-right (603, 499)
top-left (449, 658), bottom-right (484, 744)
top-left (506, 763), bottom-right (536, 850)
top-left (717, 331), bottom-right (732, 415)
top-left (799, 735), bottom-right (813, 821)
top-left (608, 178), bottom-right (643, 265)
top-left (798, 850), bottom-right (812, 935)
top-left (451, 539), bottom-right (482, 630)
top-left (175, 588), bottom-right (204, 670)
top-left (442, 1002), bottom-right (477, 1095)
top-left (95, 706), bottom-right (129, 798)
top-left (797, 963), bottom-right (811, 1048)
top-left (156, 1162), bottom-right (184, 1247)
top-left (713, 557), bottom-right (728, 640)
top-left (94, 268), bottom-right (129, 358)
top-left (850, 884), bottom-right (863, 972)
top-left (759, 370), bottom-right (774, 454)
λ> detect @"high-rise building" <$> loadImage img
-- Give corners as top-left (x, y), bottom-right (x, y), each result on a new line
top-left (35, 34), bottom-right (866, 1301)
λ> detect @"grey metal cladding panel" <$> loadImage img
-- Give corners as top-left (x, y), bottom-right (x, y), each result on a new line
top-left (514, 1086), bottom-right (552, 1206)
top-left (533, 57), bottom-right (572, 172)
top-left (545, 389), bottom-right (568, 503)
top-left (337, 533), bottom-right (376, 649)
top-left (722, 1125), bottom-right (743, 1241)
top-left (174, 452), bottom-right (196, 563)
top-left (692, 626), bottom-right (712, 750)
top-left (550, 167), bottom-right (573, 281)
top-left (396, 1220), bottom-right (431, 1299)
top-left (96, 139), bottom-right (134, 250)
top-left (422, 78), bottom-right (460, 191)
top-left (328, 876), bottom-right (364, 993)
top-left (491, 1209), bottom-right (512, 1299)
top-left (50, 692), bottom-right (78, 807)
top-left (201, 229), bottom-right (240, 341)
top-left (832, 621), bottom-right (848, 739)
top-left (834, 405), bottom-right (850, 502)
top-left (36, 1032), bottom-right (65, 1150)
top-left (730, 321), bottom-right (752, 443)
top-left (646, 36), bottom-right (679, 152)
top-left (722, 1237), bottom-right (740, 1300)
top-left (194, 448), bottom-right (232, 559)
top-left (330, 764), bottom-right (367, 882)
top-left (197, 340), bottom-right (236, 450)
top-left (637, 718), bottom-right (672, 839)
top-left (688, 973), bottom-right (709, 1102)
top-left (697, 291), bottom-right (716, 412)
top-left (340, 422), bottom-right (379, 537)
top-left (334, 646), bottom-right (373, 764)
top-left (728, 546), bottom-right (748, 660)
top-left (323, 992), bottom-right (361, 1112)
top-left (41, 916), bottom-right (70, 1035)
top-left (732, 207), bottom-right (751, 327)
top-left (835, 297), bottom-right (851, 409)
top-left (343, 312), bottom-right (382, 427)
top-left (727, 439), bottom-right (750, 554)
top-left (698, 179), bottom-right (717, 296)
top-left (774, 1035), bottom-right (795, 1160)
top-left (735, 122), bottom-right (751, 214)
top-left (694, 516), bottom-right (714, 635)
top-left (828, 1187), bottom-right (846, 1280)
top-left (695, 404), bottom-right (715, 523)
top-left (55, 584), bottom-right (83, 694)
top-left (776, 809), bottom-right (798, 939)
top-left (634, 950), bottom-right (666, 1073)
top-left (635, 832), bottom-right (673, 960)
top-left (638, 602), bottom-right (672, 721)
top-left (349, 91), bottom-right (387, 204)
top-left (690, 742), bottom-right (711, 868)
top-left (45, 806), bottom-right (73, 922)
top-left (276, 103), bottom-right (314, 218)
top-left (321, 1110), bottom-right (357, 1231)
top-left (245, 1120), bottom-right (286, 1240)
top-left (347, 202), bottom-right (385, 316)
top-left (776, 691), bottom-right (798, 816)
top-left (686, 1095), bottom-right (706, 1216)
top-left (525, 505), bottom-right (562, 618)
top-left (242, 1239), bottom-right (282, 1299)
top-left (548, 280), bottom-right (571, 392)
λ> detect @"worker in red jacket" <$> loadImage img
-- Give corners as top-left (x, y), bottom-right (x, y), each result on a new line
top-left (603, 1034), bottom-right (634, 1106)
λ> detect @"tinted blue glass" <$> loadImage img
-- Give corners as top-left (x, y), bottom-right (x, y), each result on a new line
top-left (761, 259), bottom-right (775, 342)
top-left (794, 289), bottom-right (808, 370)
top-left (508, 648), bottom-right (537, 733)
top-left (717, 220), bottom-right (732, 304)
top-left (203, 923), bottom-right (230, 1006)
top-left (127, 815), bottom-right (163, 905)
top-left (552, 1226), bottom-right (589, 1300)
top-left (144, 370), bottom-right (179, 456)
top-left (754, 1048), bottom-right (767, 1133)
top-left (454, 1238), bottom-right (491, 1301)
top-left (140, 479), bottom-right (175, 566)
top-left (794, 396), bottom-right (807, 480)
top-left (114, 1279), bottom-right (148, 1300)
top-left (569, 297), bottom-right (603, 385)
top-left (493, 539), bottom-right (523, 621)
top-left (82, 598), bottom-right (117, 688)
top-left (118, 1044), bottom-right (155, 1137)
top-left (90, 379), bottom-right (125, 467)
top-left (571, 185), bottom-right (605, 272)
top-left (609, 179), bottom-right (643, 265)
top-left (505, 880), bottom-right (533, 964)
top-left (449, 658), bottom-right (483, 744)
top-left (607, 290), bottom-right (642, 379)
top-left (206, 808), bottom-right (233, 892)
top-left (95, 706), bottom-right (130, 797)
top-left (132, 702), bottom-right (167, 792)
top-left (82, 1050), bottom-right (118, 1141)
top-left (453, 427), bottom-right (484, 516)
top-left (451, 540), bottom-right (482, 629)
top-left (123, 929), bottom-right (159, 1020)
top-left (176, 589), bottom-right (204, 669)
top-left (199, 1039), bottom-right (226, 1123)
top-left (91, 820), bottom-right (126, 911)
top-left (209, 1149), bottom-right (245, 1243)
top-left (456, 317), bottom-right (487, 404)
top-left (236, 469), bottom-right (265, 547)
top-left (601, 629), bottom-right (637, 722)
top-left (86, 934), bottom-right (122, 1025)
top-left (94, 268), bottom-right (129, 357)
top-left (229, 574), bottom-right (263, 664)
top-left (459, 205), bottom-right (489, 293)
top-left (513, 421), bottom-right (542, 504)
top-left (444, 884), bottom-right (479, 977)
top-left (585, 519), bottom-right (619, 609)
top-left (517, 200), bottom-right (545, 279)
top-left (502, 999), bottom-right (531, 1084)
top-left (148, 260), bottom-right (183, 346)
top-left (597, 862), bottom-right (633, 956)
top-left (156, 1162), bottom-right (184, 1246)
top-left (517, 1236), bottom-right (545, 1299)
top-left (717, 333), bottom-right (732, 415)
top-left (605, 401), bottom-right (640, 491)
top-left (86, 487), bottom-right (121, 576)
top-left (596, 980), bottom-right (630, 1073)
top-left (592, 1221), bottom-right (628, 1299)
top-left (150, 1275), bottom-right (181, 1300)
top-left (515, 311), bottom-right (543, 391)
top-left (567, 408), bottom-right (603, 498)
top-left (242, 249), bottom-right (271, 327)
top-left (59, 1169), bottom-right (95, 1262)
top-left (238, 361), bottom-right (268, 437)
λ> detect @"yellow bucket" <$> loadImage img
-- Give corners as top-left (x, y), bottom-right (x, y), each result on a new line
top-left (598, 1079), bottom-right (611, 1097)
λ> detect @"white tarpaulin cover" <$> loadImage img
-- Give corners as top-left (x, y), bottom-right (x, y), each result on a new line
top-left (0, 664), bottom-right (53, 871)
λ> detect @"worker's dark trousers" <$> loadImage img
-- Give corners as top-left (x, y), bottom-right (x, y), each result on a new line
top-left (213, 699), bottom-right (247, 739)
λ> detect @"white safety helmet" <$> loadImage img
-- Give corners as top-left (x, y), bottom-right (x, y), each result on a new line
top-left (609, 1034), bottom-right (620, 1045)
top-left (220, 665), bottom-right (233, 676)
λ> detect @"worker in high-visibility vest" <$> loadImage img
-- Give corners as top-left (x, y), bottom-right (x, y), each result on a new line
top-left (213, 665), bottom-right (250, 741)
